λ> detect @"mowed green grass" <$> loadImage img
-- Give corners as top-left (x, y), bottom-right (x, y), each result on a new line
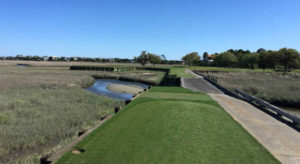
top-left (167, 66), bottom-right (194, 77)
top-left (57, 87), bottom-right (278, 164)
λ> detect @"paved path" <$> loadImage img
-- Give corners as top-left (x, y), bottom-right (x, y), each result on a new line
top-left (181, 77), bottom-right (223, 94)
top-left (182, 71), bottom-right (300, 164)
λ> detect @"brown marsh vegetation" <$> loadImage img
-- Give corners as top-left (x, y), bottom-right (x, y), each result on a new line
top-left (203, 71), bottom-right (300, 114)
top-left (0, 64), bottom-right (165, 163)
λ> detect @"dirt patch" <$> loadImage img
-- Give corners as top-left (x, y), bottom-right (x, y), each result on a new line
top-left (72, 149), bottom-right (85, 154)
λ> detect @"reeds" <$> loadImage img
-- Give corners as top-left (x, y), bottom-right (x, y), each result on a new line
top-left (0, 66), bottom-right (164, 162)
top-left (204, 72), bottom-right (300, 107)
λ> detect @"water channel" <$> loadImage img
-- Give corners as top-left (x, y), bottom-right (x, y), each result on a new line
top-left (86, 79), bottom-right (149, 100)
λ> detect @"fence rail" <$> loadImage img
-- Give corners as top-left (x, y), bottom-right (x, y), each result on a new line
top-left (193, 70), bottom-right (300, 128)
top-left (206, 75), bottom-right (218, 83)
top-left (235, 89), bottom-right (300, 126)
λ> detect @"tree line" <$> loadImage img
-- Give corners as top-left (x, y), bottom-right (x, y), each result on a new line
top-left (1, 55), bottom-right (134, 63)
top-left (181, 48), bottom-right (300, 71)
top-left (133, 51), bottom-right (182, 65)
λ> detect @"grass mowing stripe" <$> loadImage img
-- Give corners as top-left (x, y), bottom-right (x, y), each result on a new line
top-left (57, 87), bottom-right (279, 164)
top-left (148, 86), bottom-right (199, 93)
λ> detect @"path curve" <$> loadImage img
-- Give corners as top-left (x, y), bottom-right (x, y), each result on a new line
top-left (182, 70), bottom-right (300, 164)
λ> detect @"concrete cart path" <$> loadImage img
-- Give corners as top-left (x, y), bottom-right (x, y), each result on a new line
top-left (182, 71), bottom-right (300, 164)
top-left (181, 77), bottom-right (223, 94)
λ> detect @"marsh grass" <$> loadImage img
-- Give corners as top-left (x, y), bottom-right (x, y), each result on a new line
top-left (0, 66), bottom-right (165, 163)
top-left (192, 66), bottom-right (300, 73)
top-left (0, 60), bottom-right (140, 67)
top-left (202, 72), bottom-right (300, 108)
top-left (92, 70), bottom-right (165, 85)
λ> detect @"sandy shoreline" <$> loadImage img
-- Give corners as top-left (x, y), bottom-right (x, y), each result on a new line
top-left (106, 84), bottom-right (143, 95)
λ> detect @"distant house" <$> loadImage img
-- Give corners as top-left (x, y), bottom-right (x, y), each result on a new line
top-left (43, 56), bottom-right (49, 61)
top-left (49, 56), bottom-right (58, 61)
top-left (207, 55), bottom-right (213, 63)
top-left (203, 55), bottom-right (213, 63)
top-left (16, 54), bottom-right (23, 59)
top-left (70, 57), bottom-right (78, 61)
top-left (108, 58), bottom-right (115, 63)
top-left (61, 57), bottom-right (69, 61)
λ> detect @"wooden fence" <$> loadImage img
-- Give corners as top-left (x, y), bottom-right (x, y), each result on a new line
top-left (193, 70), bottom-right (300, 128)
top-left (235, 89), bottom-right (300, 126)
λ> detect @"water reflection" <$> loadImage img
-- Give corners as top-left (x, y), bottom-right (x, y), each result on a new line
top-left (86, 79), bottom-right (149, 100)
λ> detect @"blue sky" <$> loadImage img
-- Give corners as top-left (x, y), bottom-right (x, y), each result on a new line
top-left (0, 0), bottom-right (299, 60)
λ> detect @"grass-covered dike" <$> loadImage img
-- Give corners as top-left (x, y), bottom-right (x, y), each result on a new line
top-left (57, 87), bottom-right (278, 164)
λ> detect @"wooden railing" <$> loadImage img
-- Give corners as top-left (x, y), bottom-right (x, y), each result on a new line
top-left (193, 70), bottom-right (300, 128)
top-left (235, 89), bottom-right (300, 126)
top-left (206, 75), bottom-right (218, 83)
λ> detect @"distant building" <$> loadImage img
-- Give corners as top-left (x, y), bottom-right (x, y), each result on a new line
top-left (108, 58), bottom-right (115, 63)
top-left (43, 56), bottom-right (49, 61)
top-left (207, 55), bottom-right (213, 63)
top-left (61, 57), bottom-right (69, 61)
top-left (70, 57), bottom-right (78, 61)
top-left (203, 54), bottom-right (213, 63)
top-left (49, 56), bottom-right (58, 61)
top-left (16, 54), bottom-right (23, 59)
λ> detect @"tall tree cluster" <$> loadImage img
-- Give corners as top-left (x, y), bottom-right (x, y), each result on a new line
top-left (134, 51), bottom-right (163, 66)
top-left (181, 52), bottom-right (201, 66)
top-left (207, 48), bottom-right (300, 71)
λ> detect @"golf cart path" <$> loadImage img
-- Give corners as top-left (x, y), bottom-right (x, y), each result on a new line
top-left (182, 70), bottom-right (300, 164)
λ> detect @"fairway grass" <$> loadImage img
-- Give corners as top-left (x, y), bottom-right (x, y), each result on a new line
top-left (57, 87), bottom-right (278, 164)
top-left (163, 66), bottom-right (194, 77)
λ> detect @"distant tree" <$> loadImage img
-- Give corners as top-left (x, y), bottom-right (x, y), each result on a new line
top-left (122, 58), bottom-right (131, 63)
top-left (201, 52), bottom-right (209, 66)
top-left (161, 55), bottom-right (166, 61)
top-left (25, 56), bottom-right (32, 61)
top-left (95, 58), bottom-right (101, 62)
top-left (213, 52), bottom-right (237, 67)
top-left (227, 49), bottom-right (251, 63)
top-left (227, 49), bottom-right (235, 54)
top-left (240, 53), bottom-right (259, 69)
top-left (101, 58), bottom-right (110, 62)
top-left (134, 51), bottom-right (149, 66)
top-left (182, 52), bottom-right (201, 66)
top-left (148, 53), bottom-right (162, 66)
top-left (268, 50), bottom-right (280, 70)
top-left (160, 54), bottom-right (168, 64)
top-left (236, 49), bottom-right (250, 63)
top-left (258, 51), bottom-right (270, 70)
top-left (203, 52), bottom-right (208, 61)
top-left (277, 48), bottom-right (300, 71)
top-left (257, 48), bottom-right (266, 54)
